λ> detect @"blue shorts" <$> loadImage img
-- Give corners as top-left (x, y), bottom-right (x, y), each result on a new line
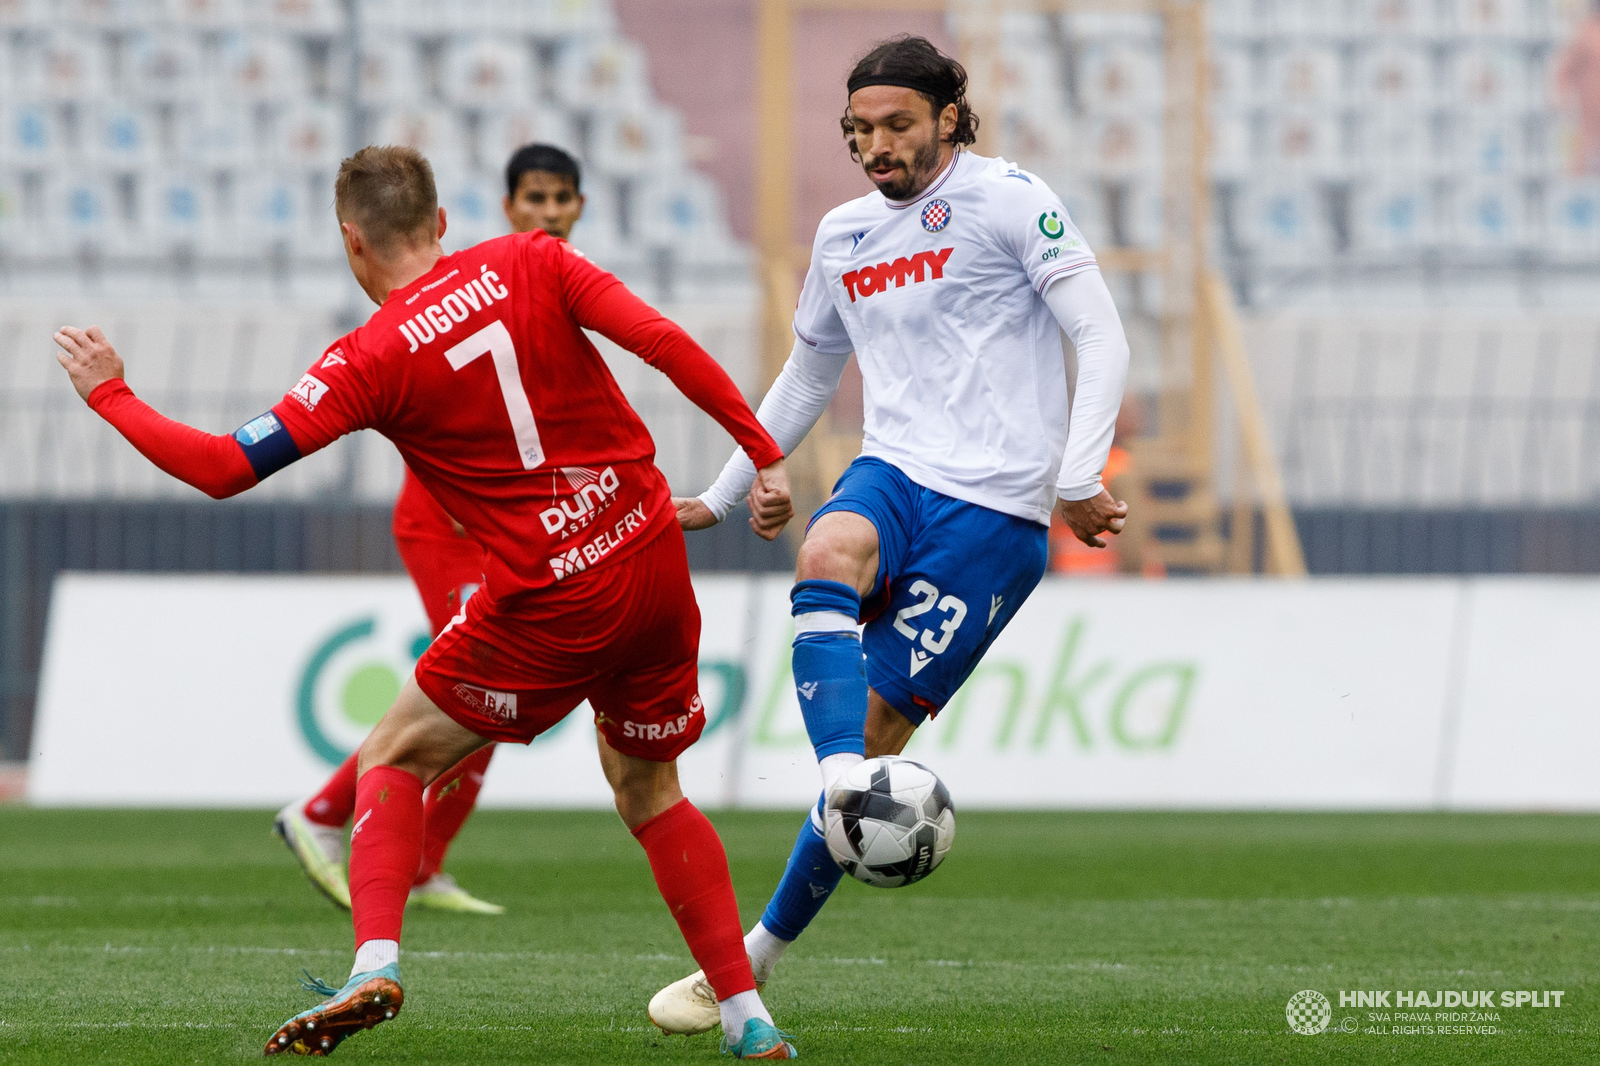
top-left (810, 456), bottom-right (1049, 726)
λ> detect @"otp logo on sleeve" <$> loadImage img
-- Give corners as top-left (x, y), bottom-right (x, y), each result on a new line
top-left (289, 373), bottom-right (330, 411)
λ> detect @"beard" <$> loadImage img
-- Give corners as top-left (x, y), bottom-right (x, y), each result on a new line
top-left (863, 134), bottom-right (942, 200)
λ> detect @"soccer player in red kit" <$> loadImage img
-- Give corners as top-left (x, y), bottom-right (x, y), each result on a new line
top-left (275, 144), bottom-right (594, 917)
top-left (53, 146), bottom-right (799, 1059)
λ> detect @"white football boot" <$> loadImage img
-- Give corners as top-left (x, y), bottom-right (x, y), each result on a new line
top-left (272, 799), bottom-right (351, 910)
top-left (649, 969), bottom-right (764, 1036)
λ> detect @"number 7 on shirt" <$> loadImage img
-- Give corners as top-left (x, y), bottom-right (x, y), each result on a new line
top-left (444, 320), bottom-right (545, 469)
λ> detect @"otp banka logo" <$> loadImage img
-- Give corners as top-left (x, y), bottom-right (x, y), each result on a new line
top-left (297, 616), bottom-right (431, 766)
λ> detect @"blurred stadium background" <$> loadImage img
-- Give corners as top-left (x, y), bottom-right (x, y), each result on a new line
top-left (3, 0), bottom-right (1600, 785)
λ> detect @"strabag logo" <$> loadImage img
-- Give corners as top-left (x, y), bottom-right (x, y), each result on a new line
top-left (540, 466), bottom-right (622, 538)
top-left (546, 502), bottom-right (650, 581)
top-left (841, 248), bottom-right (953, 302)
top-left (289, 373), bottom-right (329, 411)
top-left (451, 683), bottom-right (517, 722)
top-left (620, 694), bottom-right (704, 742)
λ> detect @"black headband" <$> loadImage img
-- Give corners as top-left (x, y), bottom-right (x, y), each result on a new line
top-left (846, 74), bottom-right (949, 101)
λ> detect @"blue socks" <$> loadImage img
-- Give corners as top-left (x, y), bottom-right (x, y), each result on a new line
top-left (749, 580), bottom-right (866, 956)
top-left (758, 800), bottom-right (846, 941)
top-left (789, 579), bottom-right (866, 759)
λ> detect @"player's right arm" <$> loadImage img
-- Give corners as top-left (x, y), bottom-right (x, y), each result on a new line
top-left (56, 325), bottom-right (367, 499)
top-left (686, 230), bottom-right (855, 530)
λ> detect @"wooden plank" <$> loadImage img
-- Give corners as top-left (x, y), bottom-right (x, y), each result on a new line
top-left (1203, 271), bottom-right (1308, 577)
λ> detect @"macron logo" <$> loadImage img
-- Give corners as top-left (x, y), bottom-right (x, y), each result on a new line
top-left (842, 248), bottom-right (953, 302)
top-left (798, 682), bottom-right (819, 701)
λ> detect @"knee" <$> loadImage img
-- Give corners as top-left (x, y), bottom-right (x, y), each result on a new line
top-left (796, 538), bottom-right (872, 594)
top-left (608, 757), bottom-right (682, 831)
top-left (795, 537), bottom-right (845, 583)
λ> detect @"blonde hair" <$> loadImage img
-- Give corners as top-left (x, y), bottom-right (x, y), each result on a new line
top-left (334, 145), bottom-right (438, 255)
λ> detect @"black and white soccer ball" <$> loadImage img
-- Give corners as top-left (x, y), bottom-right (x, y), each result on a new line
top-left (823, 757), bottom-right (955, 888)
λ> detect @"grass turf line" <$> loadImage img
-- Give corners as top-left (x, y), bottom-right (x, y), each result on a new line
top-left (0, 809), bottom-right (1595, 1064)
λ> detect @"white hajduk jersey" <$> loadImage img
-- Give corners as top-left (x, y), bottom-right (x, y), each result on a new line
top-left (790, 150), bottom-right (1098, 525)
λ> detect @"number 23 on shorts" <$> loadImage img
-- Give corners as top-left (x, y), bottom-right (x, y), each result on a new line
top-left (893, 579), bottom-right (968, 655)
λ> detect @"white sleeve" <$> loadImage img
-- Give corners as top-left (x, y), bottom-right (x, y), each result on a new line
top-left (1045, 268), bottom-right (1130, 502)
top-left (696, 339), bottom-right (852, 521)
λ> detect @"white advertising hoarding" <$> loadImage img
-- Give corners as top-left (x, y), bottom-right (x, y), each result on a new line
top-left (27, 573), bottom-right (1600, 809)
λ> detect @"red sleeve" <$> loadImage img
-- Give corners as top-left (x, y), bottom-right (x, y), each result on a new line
top-left (87, 380), bottom-right (256, 499)
top-left (555, 245), bottom-right (784, 469)
top-left (268, 338), bottom-right (380, 455)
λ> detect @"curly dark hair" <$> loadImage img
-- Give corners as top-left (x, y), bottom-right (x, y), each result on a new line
top-left (840, 35), bottom-right (979, 160)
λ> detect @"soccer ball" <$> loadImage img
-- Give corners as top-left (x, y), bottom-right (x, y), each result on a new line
top-left (823, 757), bottom-right (955, 888)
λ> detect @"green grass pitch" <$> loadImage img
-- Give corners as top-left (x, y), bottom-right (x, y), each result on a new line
top-left (1, 808), bottom-right (1595, 1064)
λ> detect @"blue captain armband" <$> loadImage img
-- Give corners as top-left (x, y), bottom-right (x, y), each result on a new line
top-left (232, 411), bottom-right (302, 480)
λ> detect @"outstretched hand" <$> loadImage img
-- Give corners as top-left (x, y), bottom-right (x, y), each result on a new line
top-left (54, 326), bottom-right (124, 402)
top-left (748, 460), bottom-right (793, 541)
top-left (1057, 488), bottom-right (1128, 549)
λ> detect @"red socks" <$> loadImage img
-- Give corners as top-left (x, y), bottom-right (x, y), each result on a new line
top-left (349, 766), bottom-right (425, 946)
top-left (304, 753), bottom-right (359, 827)
top-left (414, 746), bottom-right (494, 885)
top-left (632, 799), bottom-right (756, 1000)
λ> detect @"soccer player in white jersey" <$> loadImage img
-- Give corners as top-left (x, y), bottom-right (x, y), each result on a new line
top-left (649, 35), bottom-right (1131, 1033)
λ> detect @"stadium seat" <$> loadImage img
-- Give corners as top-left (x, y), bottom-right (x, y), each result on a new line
top-left (443, 37), bottom-right (535, 108)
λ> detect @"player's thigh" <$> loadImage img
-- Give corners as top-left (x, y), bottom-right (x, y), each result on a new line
top-left (396, 533), bottom-right (484, 636)
top-left (358, 676), bottom-right (491, 785)
top-left (411, 583), bottom-right (597, 746)
top-left (862, 502), bottom-right (1049, 726)
top-left (797, 511), bottom-right (880, 596)
top-left (804, 456), bottom-right (919, 602)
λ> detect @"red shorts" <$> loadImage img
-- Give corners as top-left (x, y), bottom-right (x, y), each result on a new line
top-left (413, 525), bottom-right (706, 762)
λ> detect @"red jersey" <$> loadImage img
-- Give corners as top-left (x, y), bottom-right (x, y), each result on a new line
top-left (268, 231), bottom-right (781, 599)
top-left (393, 465), bottom-right (462, 544)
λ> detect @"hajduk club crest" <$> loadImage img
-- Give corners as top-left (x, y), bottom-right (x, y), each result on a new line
top-left (920, 199), bottom-right (951, 232)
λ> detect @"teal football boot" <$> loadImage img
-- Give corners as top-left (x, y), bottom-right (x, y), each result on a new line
top-left (721, 1017), bottom-right (798, 1059)
top-left (263, 964), bottom-right (403, 1056)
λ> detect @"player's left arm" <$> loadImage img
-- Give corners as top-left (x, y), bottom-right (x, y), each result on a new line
top-left (995, 173), bottom-right (1132, 548)
top-left (1043, 271), bottom-right (1131, 548)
